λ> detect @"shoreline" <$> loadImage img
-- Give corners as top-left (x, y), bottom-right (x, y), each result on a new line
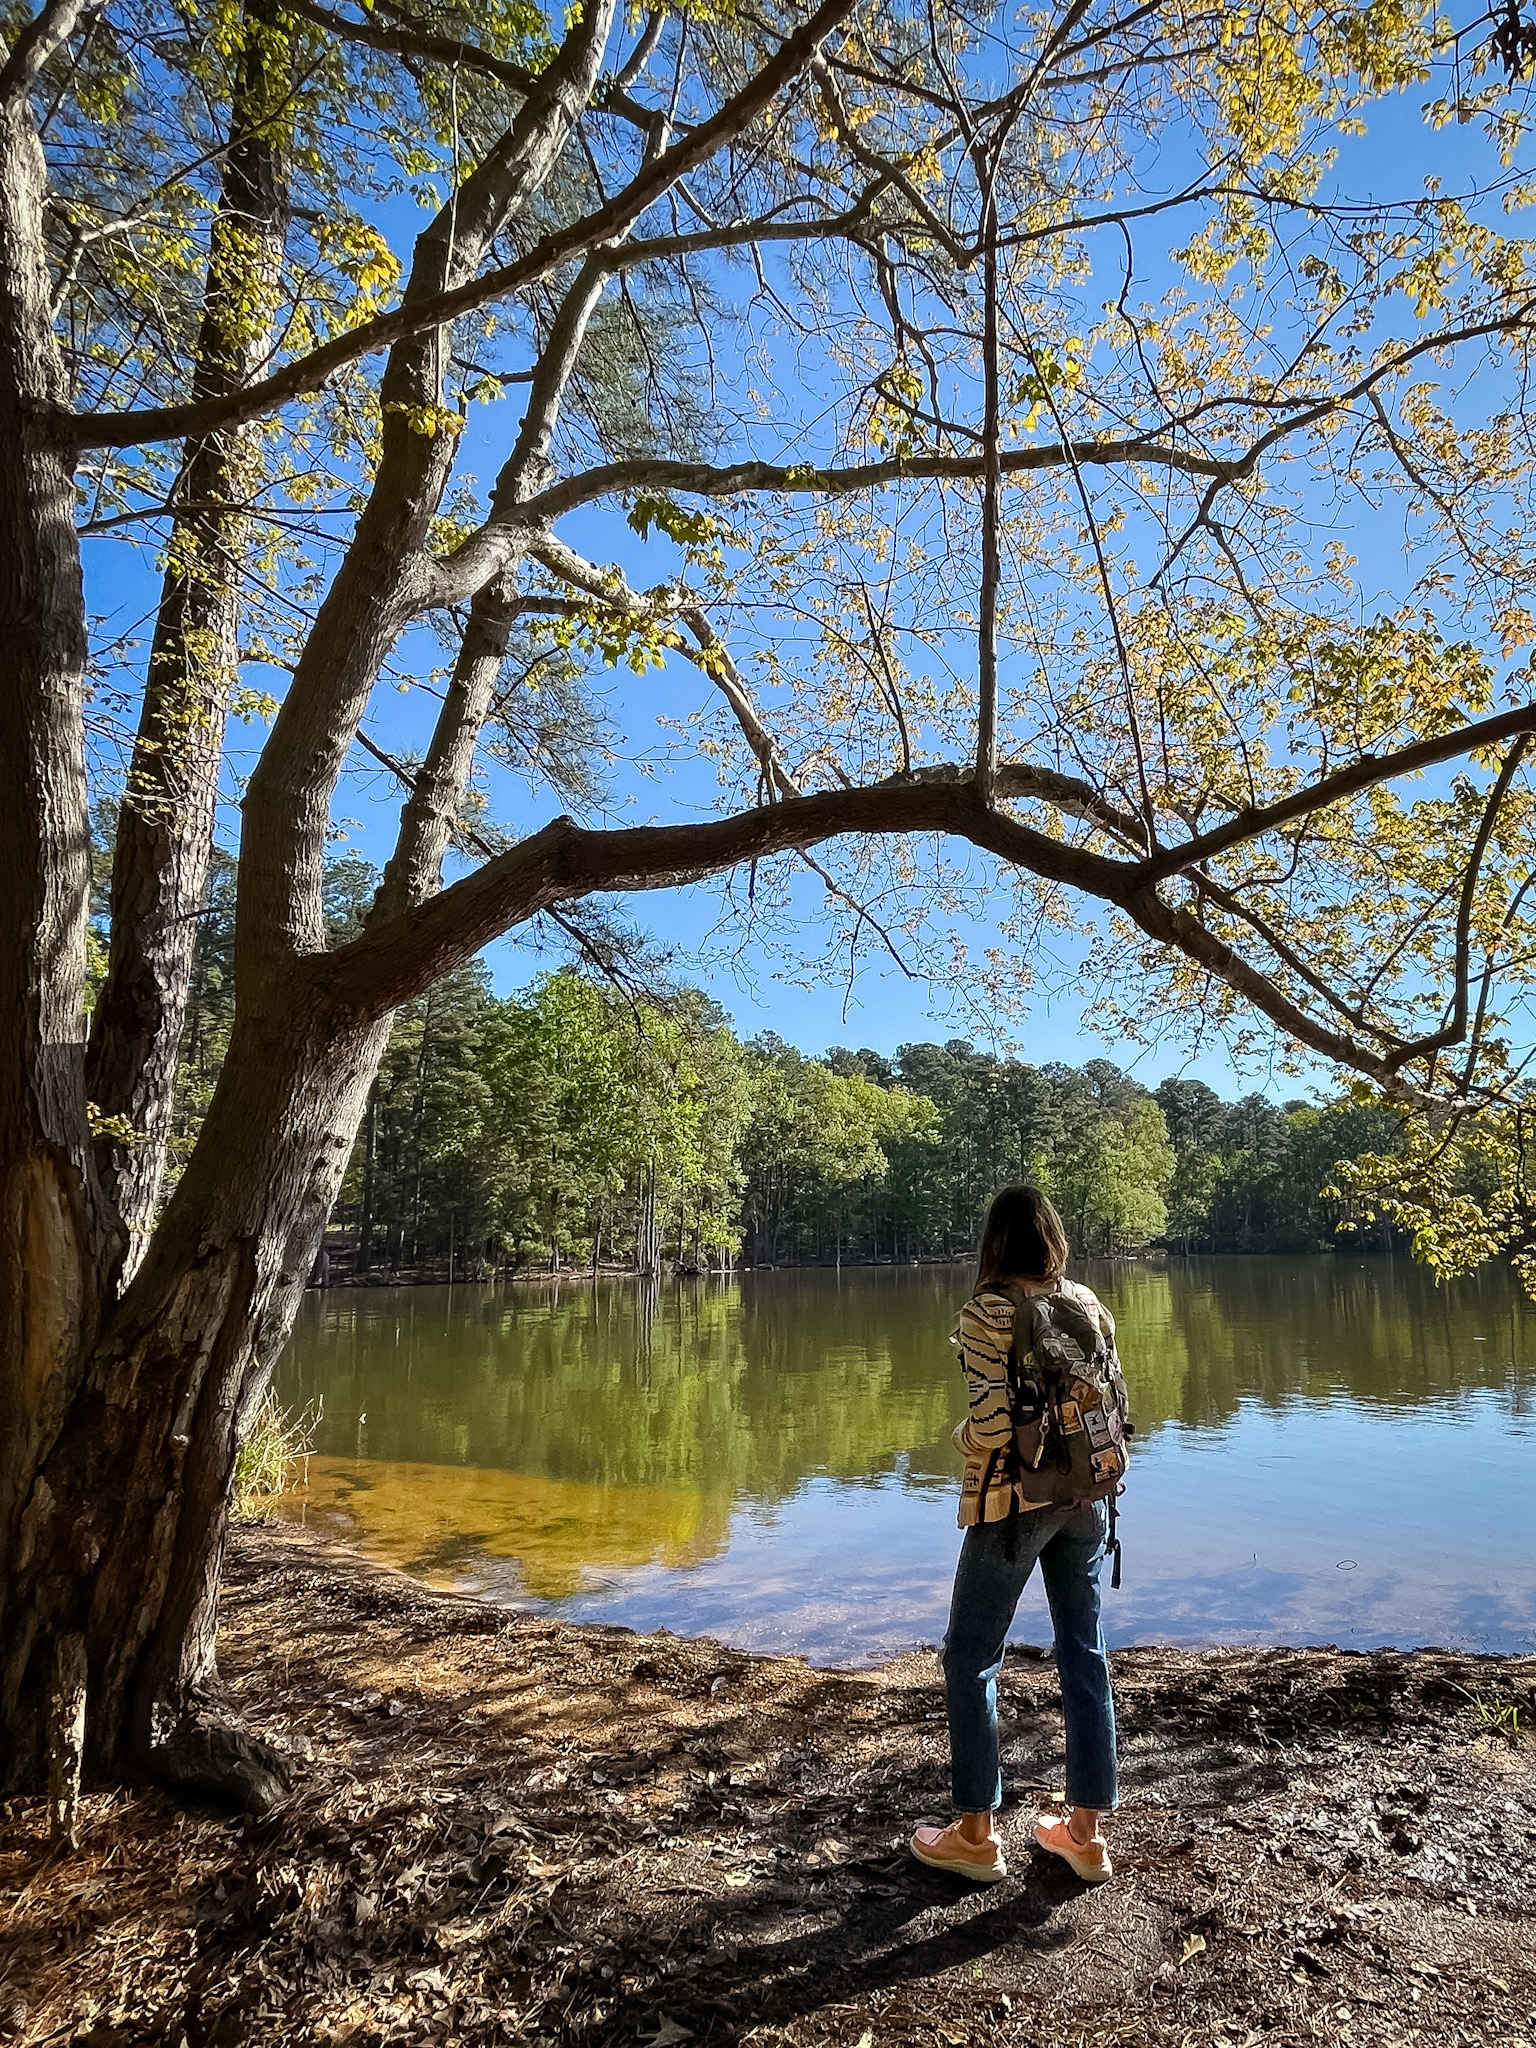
top-left (303, 1246), bottom-right (1422, 1290)
top-left (266, 1492), bottom-right (1536, 1669)
top-left (3, 1522), bottom-right (1533, 2048)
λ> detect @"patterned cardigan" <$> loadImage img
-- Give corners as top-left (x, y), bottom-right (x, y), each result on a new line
top-left (951, 1279), bottom-right (1117, 1527)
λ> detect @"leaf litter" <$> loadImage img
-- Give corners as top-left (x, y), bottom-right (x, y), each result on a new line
top-left (0, 1523), bottom-right (1533, 2048)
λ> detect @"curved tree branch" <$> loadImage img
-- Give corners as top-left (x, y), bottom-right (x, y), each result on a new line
top-left (1142, 698), bottom-right (1536, 882)
top-left (505, 433), bottom-right (1244, 525)
top-left (314, 773), bottom-right (1438, 1105)
top-left (324, 684), bottom-right (1536, 1106)
top-left (321, 780), bottom-right (1126, 1019)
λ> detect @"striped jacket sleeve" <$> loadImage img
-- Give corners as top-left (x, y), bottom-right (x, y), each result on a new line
top-left (952, 1291), bottom-right (1018, 1458)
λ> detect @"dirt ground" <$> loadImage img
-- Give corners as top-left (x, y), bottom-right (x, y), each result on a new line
top-left (2, 1523), bottom-right (1534, 2048)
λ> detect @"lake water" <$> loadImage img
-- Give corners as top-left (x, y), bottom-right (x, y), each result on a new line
top-left (271, 1257), bottom-right (1536, 1664)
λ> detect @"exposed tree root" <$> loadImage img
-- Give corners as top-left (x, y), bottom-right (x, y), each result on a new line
top-left (137, 1701), bottom-right (295, 1815)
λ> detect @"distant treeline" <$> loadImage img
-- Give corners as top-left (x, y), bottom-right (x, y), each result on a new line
top-left (167, 854), bottom-right (1404, 1275)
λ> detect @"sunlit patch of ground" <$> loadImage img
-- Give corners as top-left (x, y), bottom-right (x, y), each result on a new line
top-left (2, 1522), bottom-right (1533, 2048)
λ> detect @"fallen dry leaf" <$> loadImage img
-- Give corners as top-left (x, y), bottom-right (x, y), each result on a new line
top-left (640, 2020), bottom-right (693, 2047)
top-left (804, 1835), bottom-right (850, 1869)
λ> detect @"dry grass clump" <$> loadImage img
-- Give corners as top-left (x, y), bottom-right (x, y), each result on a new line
top-left (233, 1392), bottom-right (321, 1518)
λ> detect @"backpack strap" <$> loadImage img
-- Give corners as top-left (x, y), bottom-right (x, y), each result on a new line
top-left (1001, 1486), bottom-right (1022, 1563)
top-left (999, 1293), bottom-right (1044, 1558)
top-left (972, 1437), bottom-right (1025, 1560)
top-left (976, 1440), bottom-right (1004, 1509)
top-left (1106, 1487), bottom-right (1123, 1590)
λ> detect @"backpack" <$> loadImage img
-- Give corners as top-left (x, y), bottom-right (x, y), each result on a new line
top-left (975, 1281), bottom-right (1133, 1585)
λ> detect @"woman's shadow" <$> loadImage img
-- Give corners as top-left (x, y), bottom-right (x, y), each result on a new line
top-left (559, 1837), bottom-right (1096, 2047)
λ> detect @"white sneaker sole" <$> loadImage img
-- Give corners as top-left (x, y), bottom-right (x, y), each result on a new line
top-left (1035, 1828), bottom-right (1112, 1883)
top-left (910, 1838), bottom-right (1008, 1884)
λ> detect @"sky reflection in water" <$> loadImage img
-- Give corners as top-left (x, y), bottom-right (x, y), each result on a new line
top-left (273, 1257), bottom-right (1536, 1663)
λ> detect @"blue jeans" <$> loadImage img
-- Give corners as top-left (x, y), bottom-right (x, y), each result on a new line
top-left (941, 1500), bottom-right (1118, 1814)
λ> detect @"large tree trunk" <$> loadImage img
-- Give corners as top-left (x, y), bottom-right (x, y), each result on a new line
top-left (0, 0), bottom-right (339, 1808)
top-left (0, 990), bottom-right (390, 1805)
top-left (85, 0), bottom-right (292, 1279)
top-left (0, 0), bottom-right (903, 1814)
top-left (0, 0), bottom-right (618, 1807)
top-left (0, 29), bottom-right (114, 1708)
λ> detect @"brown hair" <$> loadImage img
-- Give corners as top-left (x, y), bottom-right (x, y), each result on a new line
top-left (975, 1184), bottom-right (1069, 1289)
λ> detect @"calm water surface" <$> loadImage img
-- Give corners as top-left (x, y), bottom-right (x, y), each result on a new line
top-left (272, 1257), bottom-right (1536, 1663)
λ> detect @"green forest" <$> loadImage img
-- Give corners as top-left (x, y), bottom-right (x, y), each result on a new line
top-left (164, 853), bottom-right (1405, 1277)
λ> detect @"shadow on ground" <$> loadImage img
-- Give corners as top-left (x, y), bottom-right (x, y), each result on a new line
top-left (1, 1523), bottom-right (1533, 2048)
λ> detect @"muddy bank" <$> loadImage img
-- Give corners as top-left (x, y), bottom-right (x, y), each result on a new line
top-left (2, 1523), bottom-right (1533, 2048)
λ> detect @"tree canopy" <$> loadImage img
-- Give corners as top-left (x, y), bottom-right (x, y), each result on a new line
top-left (243, 940), bottom-right (1402, 1270)
top-left (53, 0), bottom-right (1536, 1169)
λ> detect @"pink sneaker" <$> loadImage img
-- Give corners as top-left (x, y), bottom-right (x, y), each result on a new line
top-left (1034, 1812), bottom-right (1112, 1882)
top-left (909, 1820), bottom-right (1007, 1883)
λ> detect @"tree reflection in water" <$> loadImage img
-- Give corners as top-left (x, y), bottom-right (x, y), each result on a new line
top-left (273, 1259), bottom-right (1536, 1640)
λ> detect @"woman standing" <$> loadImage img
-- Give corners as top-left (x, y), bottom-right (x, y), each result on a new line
top-left (910, 1185), bottom-right (1119, 1885)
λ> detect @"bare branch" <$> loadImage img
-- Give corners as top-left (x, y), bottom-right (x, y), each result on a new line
top-left (63, 0), bottom-right (857, 451)
top-left (503, 433), bottom-right (1248, 526)
top-left (1388, 736), bottom-right (1530, 1067)
top-left (1143, 699), bottom-right (1536, 882)
top-left (1187, 864), bottom-right (1390, 1041)
top-left (527, 532), bottom-right (800, 798)
top-left (1117, 877), bottom-right (1431, 1103)
top-left (322, 692), bottom-right (1536, 1104)
top-left (281, 0), bottom-right (538, 92)
top-left (974, 183), bottom-right (1001, 802)
top-left (809, 50), bottom-right (968, 266)
top-left (798, 850), bottom-right (918, 979)
top-left (371, 575), bottom-right (525, 921)
top-left (1, 0), bottom-right (100, 104)
top-left (612, 10), bottom-right (666, 94)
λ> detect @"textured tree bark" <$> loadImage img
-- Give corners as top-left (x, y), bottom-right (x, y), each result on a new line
top-left (85, 0), bottom-right (292, 1279)
top-left (0, 72), bottom-right (109, 1657)
top-left (1, 980), bottom-right (390, 1804)
top-left (46, 1633), bottom-right (86, 1848)
top-left (357, 1082), bottom-right (378, 1276)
